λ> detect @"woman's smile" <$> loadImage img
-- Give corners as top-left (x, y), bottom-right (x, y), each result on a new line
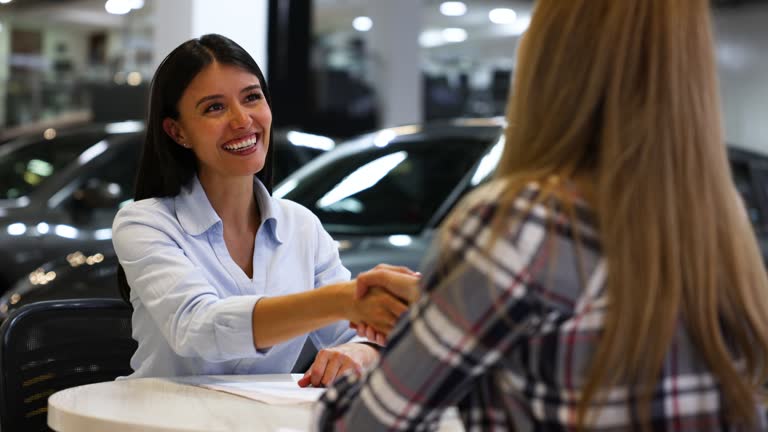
top-left (221, 132), bottom-right (262, 155)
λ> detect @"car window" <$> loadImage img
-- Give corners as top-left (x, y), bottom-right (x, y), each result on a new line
top-left (65, 139), bottom-right (141, 228)
top-left (0, 132), bottom-right (107, 199)
top-left (273, 145), bottom-right (323, 185)
top-left (282, 137), bottom-right (492, 235)
top-left (731, 160), bottom-right (762, 226)
top-left (85, 142), bottom-right (140, 204)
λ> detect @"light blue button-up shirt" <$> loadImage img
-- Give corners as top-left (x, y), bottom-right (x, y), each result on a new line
top-left (112, 175), bottom-right (357, 378)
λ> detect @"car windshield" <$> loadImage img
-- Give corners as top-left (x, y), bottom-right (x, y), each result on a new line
top-left (280, 133), bottom-right (495, 235)
top-left (0, 132), bottom-right (107, 200)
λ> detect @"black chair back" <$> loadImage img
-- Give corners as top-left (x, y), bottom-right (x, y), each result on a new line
top-left (0, 299), bottom-right (136, 432)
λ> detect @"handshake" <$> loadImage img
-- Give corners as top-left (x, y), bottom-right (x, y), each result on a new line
top-left (346, 264), bottom-right (422, 346)
top-left (296, 264), bottom-right (422, 388)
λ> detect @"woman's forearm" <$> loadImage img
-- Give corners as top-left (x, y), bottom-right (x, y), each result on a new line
top-left (251, 281), bottom-right (354, 349)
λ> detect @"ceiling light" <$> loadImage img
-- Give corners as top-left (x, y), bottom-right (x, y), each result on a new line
top-left (105, 0), bottom-right (131, 15)
top-left (440, 1), bottom-right (466, 17)
top-left (442, 28), bottom-right (467, 43)
top-left (0, 0), bottom-right (12, 4)
top-left (489, 8), bottom-right (517, 25)
top-left (7, 223), bottom-right (26, 236)
top-left (388, 235), bottom-right (413, 247)
top-left (510, 16), bottom-right (531, 35)
top-left (353, 16), bottom-right (373, 32)
top-left (105, 0), bottom-right (143, 15)
top-left (419, 30), bottom-right (444, 48)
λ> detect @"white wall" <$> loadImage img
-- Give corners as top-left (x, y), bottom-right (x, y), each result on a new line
top-left (154, 0), bottom-right (268, 73)
top-left (369, 0), bottom-right (423, 127)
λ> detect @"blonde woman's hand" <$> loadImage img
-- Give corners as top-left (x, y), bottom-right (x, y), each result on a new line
top-left (346, 286), bottom-right (408, 335)
top-left (355, 264), bottom-right (421, 304)
top-left (350, 321), bottom-right (387, 345)
top-left (297, 342), bottom-right (378, 387)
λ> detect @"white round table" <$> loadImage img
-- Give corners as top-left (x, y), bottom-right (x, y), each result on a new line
top-left (47, 374), bottom-right (464, 432)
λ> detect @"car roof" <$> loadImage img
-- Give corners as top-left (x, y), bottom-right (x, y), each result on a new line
top-left (285, 120), bottom-right (503, 177)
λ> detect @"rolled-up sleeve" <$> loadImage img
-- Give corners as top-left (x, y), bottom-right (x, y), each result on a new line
top-left (113, 204), bottom-right (263, 362)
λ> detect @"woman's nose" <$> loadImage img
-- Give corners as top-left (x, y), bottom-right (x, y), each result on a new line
top-left (230, 104), bottom-right (252, 129)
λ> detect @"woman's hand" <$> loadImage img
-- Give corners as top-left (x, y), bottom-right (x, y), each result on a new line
top-left (355, 264), bottom-right (421, 304)
top-left (348, 264), bottom-right (421, 344)
top-left (346, 286), bottom-right (408, 335)
top-left (350, 321), bottom-right (387, 345)
top-left (297, 342), bottom-right (379, 387)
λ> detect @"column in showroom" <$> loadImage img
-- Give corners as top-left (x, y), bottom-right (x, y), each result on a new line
top-left (152, 0), bottom-right (269, 73)
top-left (368, 0), bottom-right (423, 128)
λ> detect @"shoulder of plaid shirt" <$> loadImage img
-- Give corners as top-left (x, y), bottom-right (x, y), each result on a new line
top-left (312, 178), bottom-right (767, 432)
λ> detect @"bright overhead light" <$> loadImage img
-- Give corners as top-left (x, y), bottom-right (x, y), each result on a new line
top-left (105, 0), bottom-right (131, 14)
top-left (419, 30), bottom-right (443, 48)
top-left (419, 28), bottom-right (468, 48)
top-left (0, 0), bottom-right (12, 4)
top-left (353, 16), bottom-right (373, 32)
top-left (489, 8), bottom-right (517, 25)
top-left (105, 0), bottom-right (143, 15)
top-left (388, 235), bottom-right (413, 247)
top-left (442, 27), bottom-right (467, 43)
top-left (7, 223), bottom-right (26, 236)
top-left (510, 16), bottom-right (531, 35)
top-left (440, 1), bottom-right (466, 17)
top-left (105, 120), bottom-right (143, 134)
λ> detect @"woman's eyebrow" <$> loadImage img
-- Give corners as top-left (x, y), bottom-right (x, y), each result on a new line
top-left (194, 85), bottom-right (262, 108)
top-left (241, 84), bottom-right (261, 93)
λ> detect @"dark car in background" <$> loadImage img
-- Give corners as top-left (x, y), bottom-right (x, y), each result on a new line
top-left (3, 118), bottom-right (768, 319)
top-left (0, 121), bottom-right (333, 294)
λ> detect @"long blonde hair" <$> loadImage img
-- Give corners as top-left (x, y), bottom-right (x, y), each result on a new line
top-left (482, 0), bottom-right (768, 427)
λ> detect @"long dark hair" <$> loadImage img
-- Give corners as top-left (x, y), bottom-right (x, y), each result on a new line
top-left (118, 34), bottom-right (275, 303)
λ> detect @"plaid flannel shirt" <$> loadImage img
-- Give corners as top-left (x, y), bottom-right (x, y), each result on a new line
top-left (314, 180), bottom-right (766, 431)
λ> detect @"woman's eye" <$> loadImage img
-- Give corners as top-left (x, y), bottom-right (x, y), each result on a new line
top-left (204, 103), bottom-right (224, 113)
top-left (245, 93), bottom-right (262, 103)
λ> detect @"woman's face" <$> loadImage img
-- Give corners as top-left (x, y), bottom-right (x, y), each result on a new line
top-left (164, 61), bottom-right (272, 182)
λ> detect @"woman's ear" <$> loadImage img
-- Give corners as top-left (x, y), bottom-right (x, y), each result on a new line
top-left (162, 118), bottom-right (189, 148)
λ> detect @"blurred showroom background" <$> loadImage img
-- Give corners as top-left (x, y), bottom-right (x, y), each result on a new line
top-left (0, 0), bottom-right (766, 149)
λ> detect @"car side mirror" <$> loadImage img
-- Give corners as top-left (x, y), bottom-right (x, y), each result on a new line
top-left (74, 180), bottom-right (123, 209)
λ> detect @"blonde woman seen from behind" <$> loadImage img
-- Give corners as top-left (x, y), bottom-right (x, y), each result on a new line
top-left (315, 0), bottom-right (768, 430)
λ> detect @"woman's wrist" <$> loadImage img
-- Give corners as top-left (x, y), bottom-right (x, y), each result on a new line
top-left (327, 280), bottom-right (356, 321)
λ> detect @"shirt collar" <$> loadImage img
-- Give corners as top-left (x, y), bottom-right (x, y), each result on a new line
top-left (253, 177), bottom-right (285, 244)
top-left (175, 176), bottom-right (285, 244)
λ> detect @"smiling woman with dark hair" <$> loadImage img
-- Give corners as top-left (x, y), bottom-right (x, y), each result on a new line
top-left (112, 34), bottom-right (407, 386)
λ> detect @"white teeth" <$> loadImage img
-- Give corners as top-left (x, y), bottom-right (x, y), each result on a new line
top-left (223, 136), bottom-right (257, 151)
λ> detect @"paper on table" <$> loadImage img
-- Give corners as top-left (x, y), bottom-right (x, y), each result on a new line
top-left (197, 376), bottom-right (325, 405)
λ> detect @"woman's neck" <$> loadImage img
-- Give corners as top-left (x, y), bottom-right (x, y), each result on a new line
top-left (197, 172), bottom-right (260, 232)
